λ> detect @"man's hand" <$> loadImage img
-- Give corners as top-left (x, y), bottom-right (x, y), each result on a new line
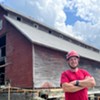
top-left (70, 80), bottom-right (76, 85)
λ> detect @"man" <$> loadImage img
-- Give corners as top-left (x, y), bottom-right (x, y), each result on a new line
top-left (60, 50), bottom-right (96, 100)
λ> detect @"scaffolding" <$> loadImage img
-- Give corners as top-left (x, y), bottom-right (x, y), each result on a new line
top-left (0, 85), bottom-right (64, 100)
top-left (0, 85), bottom-right (39, 100)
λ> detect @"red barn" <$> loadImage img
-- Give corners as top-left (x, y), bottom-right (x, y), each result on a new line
top-left (0, 4), bottom-right (100, 90)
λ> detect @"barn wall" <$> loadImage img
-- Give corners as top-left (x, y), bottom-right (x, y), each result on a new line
top-left (34, 44), bottom-right (67, 88)
top-left (79, 58), bottom-right (100, 86)
top-left (34, 45), bottom-right (100, 88)
top-left (5, 20), bottom-right (33, 88)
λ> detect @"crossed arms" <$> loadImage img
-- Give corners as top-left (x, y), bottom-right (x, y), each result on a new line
top-left (61, 76), bottom-right (96, 93)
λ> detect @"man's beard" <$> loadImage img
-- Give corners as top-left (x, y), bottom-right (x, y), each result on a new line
top-left (69, 65), bottom-right (79, 69)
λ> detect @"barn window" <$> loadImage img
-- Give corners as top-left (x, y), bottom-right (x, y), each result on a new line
top-left (17, 16), bottom-right (21, 21)
top-left (48, 30), bottom-right (52, 34)
top-left (33, 23), bottom-right (39, 28)
top-left (0, 35), bottom-right (6, 85)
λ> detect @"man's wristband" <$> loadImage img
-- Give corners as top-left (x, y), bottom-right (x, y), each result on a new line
top-left (75, 80), bottom-right (79, 86)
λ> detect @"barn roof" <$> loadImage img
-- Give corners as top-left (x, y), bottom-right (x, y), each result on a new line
top-left (5, 16), bottom-right (100, 62)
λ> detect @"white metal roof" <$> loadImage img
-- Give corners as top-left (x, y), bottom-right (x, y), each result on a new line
top-left (5, 16), bottom-right (100, 62)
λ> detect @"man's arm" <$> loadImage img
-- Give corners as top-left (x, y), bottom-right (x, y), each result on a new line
top-left (61, 76), bottom-right (96, 93)
top-left (79, 76), bottom-right (96, 88)
top-left (70, 76), bottom-right (96, 88)
top-left (61, 82), bottom-right (84, 93)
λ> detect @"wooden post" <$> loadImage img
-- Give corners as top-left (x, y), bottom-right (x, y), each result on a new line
top-left (6, 79), bottom-right (11, 100)
top-left (8, 82), bottom-right (11, 100)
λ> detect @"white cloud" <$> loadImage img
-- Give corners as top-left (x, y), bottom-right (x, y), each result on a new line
top-left (65, 0), bottom-right (100, 49)
top-left (1, 0), bottom-right (100, 49)
top-left (26, 0), bottom-right (67, 27)
top-left (72, 21), bottom-right (100, 46)
top-left (66, 0), bottom-right (100, 24)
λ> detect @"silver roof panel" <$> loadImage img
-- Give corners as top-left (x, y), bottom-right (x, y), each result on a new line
top-left (5, 16), bottom-right (100, 62)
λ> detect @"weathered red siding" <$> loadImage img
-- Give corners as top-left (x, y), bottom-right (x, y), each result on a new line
top-left (5, 20), bottom-right (33, 88)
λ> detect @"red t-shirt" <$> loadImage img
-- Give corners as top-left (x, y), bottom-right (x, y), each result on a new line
top-left (60, 68), bottom-right (91, 100)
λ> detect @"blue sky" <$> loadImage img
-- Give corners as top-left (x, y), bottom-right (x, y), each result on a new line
top-left (64, 7), bottom-right (88, 25)
top-left (0, 0), bottom-right (100, 49)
